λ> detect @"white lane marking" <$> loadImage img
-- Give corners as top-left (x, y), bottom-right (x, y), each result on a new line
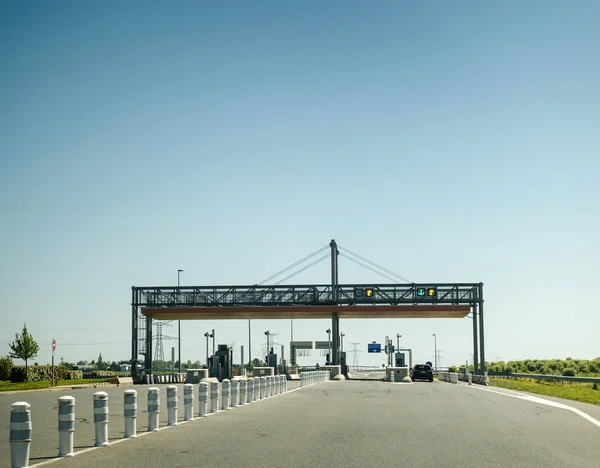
top-left (464, 383), bottom-right (600, 429)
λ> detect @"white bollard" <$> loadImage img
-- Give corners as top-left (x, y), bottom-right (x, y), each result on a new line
top-left (147, 387), bottom-right (160, 431)
top-left (231, 380), bottom-right (239, 407)
top-left (93, 391), bottom-right (109, 446)
top-left (184, 384), bottom-right (194, 421)
top-left (222, 379), bottom-right (231, 410)
top-left (274, 375), bottom-right (279, 396)
top-left (300, 372), bottom-right (304, 387)
top-left (266, 376), bottom-right (271, 398)
top-left (124, 390), bottom-right (137, 438)
top-left (259, 376), bottom-right (266, 399)
top-left (247, 378), bottom-right (253, 403)
top-left (167, 385), bottom-right (178, 426)
top-left (10, 401), bottom-right (31, 468)
top-left (253, 377), bottom-right (260, 401)
top-left (58, 396), bottom-right (75, 457)
top-left (284, 374), bottom-right (288, 393)
top-left (198, 382), bottom-right (208, 417)
top-left (210, 381), bottom-right (219, 413)
top-left (468, 373), bottom-right (472, 385)
top-left (240, 379), bottom-right (247, 405)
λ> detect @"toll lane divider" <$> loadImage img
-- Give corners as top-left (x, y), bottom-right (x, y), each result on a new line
top-left (9, 374), bottom-right (291, 468)
top-left (299, 370), bottom-right (330, 387)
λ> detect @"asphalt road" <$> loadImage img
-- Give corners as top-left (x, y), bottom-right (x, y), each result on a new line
top-left (0, 381), bottom-right (301, 468)
top-left (2, 379), bottom-right (598, 468)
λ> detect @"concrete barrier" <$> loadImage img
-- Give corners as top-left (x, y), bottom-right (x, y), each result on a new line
top-left (147, 388), bottom-right (160, 431)
top-left (116, 377), bottom-right (134, 386)
top-left (186, 369), bottom-right (208, 384)
top-left (231, 380), bottom-right (239, 407)
top-left (252, 367), bottom-right (275, 377)
top-left (222, 379), bottom-right (231, 410)
top-left (124, 390), bottom-right (137, 438)
top-left (93, 392), bottom-right (109, 446)
top-left (184, 384), bottom-right (194, 420)
top-left (240, 379), bottom-right (247, 405)
top-left (167, 386), bottom-right (178, 426)
top-left (10, 402), bottom-right (31, 468)
top-left (58, 396), bottom-right (75, 457)
top-left (253, 377), bottom-right (260, 401)
top-left (210, 381), bottom-right (219, 413)
top-left (198, 382), bottom-right (208, 417)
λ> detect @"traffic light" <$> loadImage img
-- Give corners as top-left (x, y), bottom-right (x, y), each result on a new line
top-left (365, 288), bottom-right (375, 299)
top-left (427, 287), bottom-right (437, 297)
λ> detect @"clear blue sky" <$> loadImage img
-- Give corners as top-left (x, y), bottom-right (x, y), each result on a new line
top-left (1, 1), bottom-right (598, 368)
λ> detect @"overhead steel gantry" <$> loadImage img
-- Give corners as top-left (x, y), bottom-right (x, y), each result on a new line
top-left (130, 240), bottom-right (486, 378)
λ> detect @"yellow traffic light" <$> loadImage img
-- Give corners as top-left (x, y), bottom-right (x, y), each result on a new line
top-left (366, 288), bottom-right (374, 297)
top-left (427, 288), bottom-right (436, 297)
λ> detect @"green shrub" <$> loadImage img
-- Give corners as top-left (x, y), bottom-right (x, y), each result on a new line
top-left (562, 368), bottom-right (576, 377)
top-left (448, 366), bottom-right (458, 373)
top-left (11, 365), bottom-right (70, 382)
top-left (0, 355), bottom-right (14, 380)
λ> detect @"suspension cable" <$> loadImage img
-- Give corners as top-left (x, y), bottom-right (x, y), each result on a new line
top-left (274, 253), bottom-right (331, 285)
top-left (338, 246), bottom-right (413, 283)
top-left (339, 253), bottom-right (399, 283)
top-left (258, 245), bottom-right (330, 285)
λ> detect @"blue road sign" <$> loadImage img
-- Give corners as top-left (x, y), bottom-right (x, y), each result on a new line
top-left (368, 343), bottom-right (381, 353)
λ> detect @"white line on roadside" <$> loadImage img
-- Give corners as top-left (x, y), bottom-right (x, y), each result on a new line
top-left (462, 383), bottom-right (600, 430)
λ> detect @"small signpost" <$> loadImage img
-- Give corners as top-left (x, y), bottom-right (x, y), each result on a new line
top-left (51, 339), bottom-right (56, 386)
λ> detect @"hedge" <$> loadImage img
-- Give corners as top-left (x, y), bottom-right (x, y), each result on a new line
top-left (11, 365), bottom-right (71, 383)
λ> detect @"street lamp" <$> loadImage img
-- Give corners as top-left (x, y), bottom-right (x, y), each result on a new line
top-left (177, 269), bottom-right (183, 372)
top-left (396, 333), bottom-right (401, 351)
top-left (203, 332), bottom-right (211, 367)
top-left (433, 333), bottom-right (437, 371)
top-left (340, 332), bottom-right (345, 353)
top-left (264, 331), bottom-right (270, 360)
top-left (326, 328), bottom-right (331, 363)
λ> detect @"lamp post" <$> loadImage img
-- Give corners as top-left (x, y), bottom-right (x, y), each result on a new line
top-left (177, 269), bottom-right (183, 372)
top-left (211, 329), bottom-right (215, 356)
top-left (203, 332), bottom-right (210, 367)
top-left (396, 333), bottom-right (401, 351)
top-left (433, 333), bottom-right (437, 371)
top-left (264, 331), bottom-right (270, 361)
top-left (326, 328), bottom-right (331, 363)
top-left (340, 332), bottom-right (345, 353)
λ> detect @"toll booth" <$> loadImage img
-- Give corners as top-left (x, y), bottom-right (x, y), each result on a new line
top-left (208, 344), bottom-right (233, 381)
top-left (266, 348), bottom-right (278, 372)
top-left (340, 351), bottom-right (348, 376)
top-left (395, 352), bottom-right (406, 367)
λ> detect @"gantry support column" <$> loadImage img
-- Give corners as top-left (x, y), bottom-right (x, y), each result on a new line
top-left (478, 283), bottom-right (486, 376)
top-left (472, 302), bottom-right (479, 375)
top-left (330, 239), bottom-right (340, 365)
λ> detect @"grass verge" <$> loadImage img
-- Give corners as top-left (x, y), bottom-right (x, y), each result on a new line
top-left (0, 379), bottom-right (112, 392)
top-left (490, 377), bottom-right (600, 406)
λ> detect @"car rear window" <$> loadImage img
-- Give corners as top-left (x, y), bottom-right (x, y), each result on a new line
top-left (415, 365), bottom-right (431, 370)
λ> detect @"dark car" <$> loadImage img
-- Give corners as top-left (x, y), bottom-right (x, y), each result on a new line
top-left (411, 364), bottom-right (434, 382)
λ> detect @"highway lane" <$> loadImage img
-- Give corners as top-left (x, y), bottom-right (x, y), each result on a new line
top-left (0, 381), bottom-right (301, 468)
top-left (20, 379), bottom-right (600, 468)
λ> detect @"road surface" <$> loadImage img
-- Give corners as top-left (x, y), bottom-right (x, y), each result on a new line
top-left (2, 380), bottom-right (600, 468)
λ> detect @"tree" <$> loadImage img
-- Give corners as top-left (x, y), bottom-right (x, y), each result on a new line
top-left (96, 354), bottom-right (107, 370)
top-left (8, 323), bottom-right (40, 379)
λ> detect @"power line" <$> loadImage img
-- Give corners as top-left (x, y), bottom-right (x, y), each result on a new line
top-left (338, 246), bottom-right (413, 283)
top-left (258, 245), bottom-right (330, 285)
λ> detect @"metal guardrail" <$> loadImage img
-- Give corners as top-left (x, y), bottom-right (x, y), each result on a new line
top-left (489, 372), bottom-right (600, 384)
